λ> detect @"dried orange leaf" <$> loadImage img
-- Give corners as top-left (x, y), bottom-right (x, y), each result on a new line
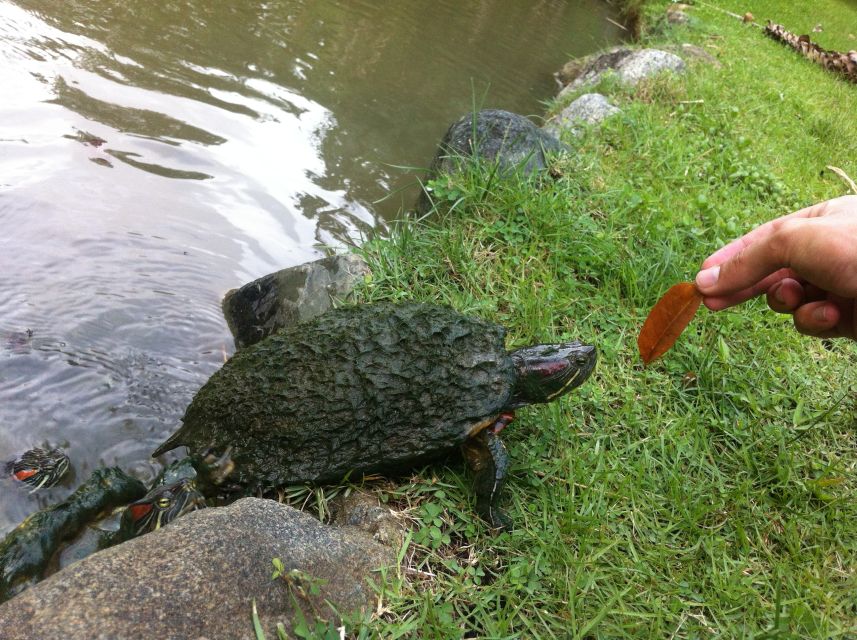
top-left (638, 282), bottom-right (703, 365)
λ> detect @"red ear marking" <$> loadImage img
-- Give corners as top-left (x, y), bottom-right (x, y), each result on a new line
top-left (14, 469), bottom-right (37, 481)
top-left (129, 503), bottom-right (153, 521)
top-left (533, 361), bottom-right (569, 377)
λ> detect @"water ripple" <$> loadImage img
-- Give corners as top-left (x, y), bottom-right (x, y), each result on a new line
top-left (0, 0), bottom-right (622, 537)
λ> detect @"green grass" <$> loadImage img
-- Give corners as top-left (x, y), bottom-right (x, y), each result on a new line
top-left (317, 1), bottom-right (857, 637)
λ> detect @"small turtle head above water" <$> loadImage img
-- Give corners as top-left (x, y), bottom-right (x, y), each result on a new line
top-left (124, 478), bottom-right (206, 536)
top-left (508, 342), bottom-right (597, 408)
top-left (7, 447), bottom-right (70, 492)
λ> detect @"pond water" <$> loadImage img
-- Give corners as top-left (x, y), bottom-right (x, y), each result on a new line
top-left (0, 0), bottom-right (622, 533)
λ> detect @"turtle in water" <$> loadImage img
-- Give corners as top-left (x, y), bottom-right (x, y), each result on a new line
top-left (123, 478), bottom-right (206, 536)
top-left (6, 448), bottom-right (70, 492)
top-left (0, 459), bottom-right (202, 601)
top-left (102, 475), bottom-right (207, 545)
top-left (153, 302), bottom-right (596, 529)
top-left (0, 467), bottom-right (145, 603)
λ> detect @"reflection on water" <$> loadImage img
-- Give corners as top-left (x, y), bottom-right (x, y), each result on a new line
top-left (0, 0), bottom-right (621, 534)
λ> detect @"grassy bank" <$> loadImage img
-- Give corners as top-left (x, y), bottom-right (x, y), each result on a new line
top-left (344, 1), bottom-right (857, 637)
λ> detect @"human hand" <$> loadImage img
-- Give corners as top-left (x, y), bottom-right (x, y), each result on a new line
top-left (694, 195), bottom-right (857, 340)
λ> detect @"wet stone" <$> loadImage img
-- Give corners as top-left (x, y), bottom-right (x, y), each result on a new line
top-left (222, 253), bottom-right (370, 349)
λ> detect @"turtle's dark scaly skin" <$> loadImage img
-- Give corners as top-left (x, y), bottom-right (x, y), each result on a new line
top-left (153, 303), bottom-right (596, 528)
top-left (0, 467), bottom-right (145, 603)
top-left (462, 429), bottom-right (512, 530)
top-left (155, 304), bottom-right (517, 484)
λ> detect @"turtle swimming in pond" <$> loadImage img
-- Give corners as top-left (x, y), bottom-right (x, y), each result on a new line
top-left (153, 302), bottom-right (596, 528)
top-left (6, 447), bottom-right (70, 492)
top-left (0, 467), bottom-right (145, 603)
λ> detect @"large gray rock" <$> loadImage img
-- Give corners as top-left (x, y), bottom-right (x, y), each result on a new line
top-left (554, 46), bottom-right (634, 87)
top-left (223, 253), bottom-right (370, 349)
top-left (418, 109), bottom-right (564, 213)
top-left (616, 49), bottom-right (686, 86)
top-left (430, 109), bottom-right (564, 175)
top-left (0, 498), bottom-right (394, 640)
top-left (559, 48), bottom-right (686, 96)
top-left (543, 93), bottom-right (621, 137)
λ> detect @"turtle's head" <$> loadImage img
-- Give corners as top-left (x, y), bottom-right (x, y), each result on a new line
top-left (125, 478), bottom-right (206, 537)
top-left (9, 447), bottom-right (70, 491)
top-left (508, 342), bottom-right (596, 408)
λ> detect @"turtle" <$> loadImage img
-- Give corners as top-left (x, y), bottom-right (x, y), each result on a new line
top-left (113, 477), bottom-right (207, 540)
top-left (6, 447), bottom-right (70, 492)
top-left (0, 461), bottom-right (204, 600)
top-left (152, 302), bottom-right (597, 529)
top-left (0, 467), bottom-right (145, 603)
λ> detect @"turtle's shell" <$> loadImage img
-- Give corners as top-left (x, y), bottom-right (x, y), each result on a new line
top-left (156, 303), bottom-right (516, 487)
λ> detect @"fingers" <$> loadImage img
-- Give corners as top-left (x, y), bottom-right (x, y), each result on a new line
top-left (693, 197), bottom-right (857, 340)
top-left (696, 218), bottom-right (805, 301)
top-left (700, 267), bottom-right (797, 311)
top-left (766, 278), bottom-right (805, 313)
top-left (792, 301), bottom-right (840, 337)
top-left (699, 201), bottom-right (828, 270)
top-left (791, 297), bottom-right (857, 339)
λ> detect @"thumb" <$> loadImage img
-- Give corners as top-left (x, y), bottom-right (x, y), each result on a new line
top-left (695, 231), bottom-right (794, 302)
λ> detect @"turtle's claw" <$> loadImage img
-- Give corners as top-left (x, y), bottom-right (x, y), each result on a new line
top-left (202, 446), bottom-right (235, 485)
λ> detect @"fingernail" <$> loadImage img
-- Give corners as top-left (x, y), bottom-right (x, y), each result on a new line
top-left (814, 305), bottom-right (829, 323)
top-left (771, 282), bottom-right (785, 304)
top-left (695, 266), bottom-right (720, 290)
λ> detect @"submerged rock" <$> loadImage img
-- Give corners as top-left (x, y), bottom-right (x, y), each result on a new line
top-left (222, 254), bottom-right (370, 349)
top-left (543, 93), bottom-right (621, 137)
top-left (0, 498), bottom-right (394, 640)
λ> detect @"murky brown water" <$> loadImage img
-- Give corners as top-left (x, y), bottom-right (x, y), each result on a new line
top-left (0, 0), bottom-right (621, 533)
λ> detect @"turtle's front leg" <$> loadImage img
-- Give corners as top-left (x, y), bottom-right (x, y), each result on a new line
top-left (462, 423), bottom-right (512, 530)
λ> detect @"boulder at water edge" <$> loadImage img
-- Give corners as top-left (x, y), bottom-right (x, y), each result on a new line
top-left (417, 109), bottom-right (564, 214)
top-left (558, 47), bottom-right (686, 96)
top-left (222, 253), bottom-right (370, 349)
top-left (543, 93), bottom-right (622, 137)
top-left (0, 498), bottom-right (394, 640)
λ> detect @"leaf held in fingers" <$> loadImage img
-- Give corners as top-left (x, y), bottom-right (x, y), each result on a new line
top-left (638, 282), bottom-right (703, 365)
